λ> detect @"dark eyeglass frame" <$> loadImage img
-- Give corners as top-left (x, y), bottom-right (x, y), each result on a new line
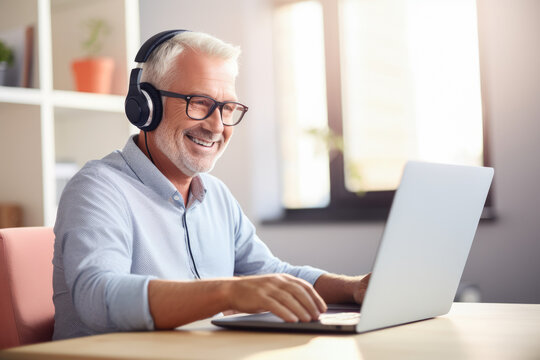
top-left (158, 90), bottom-right (249, 126)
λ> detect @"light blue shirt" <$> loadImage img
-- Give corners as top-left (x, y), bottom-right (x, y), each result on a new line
top-left (52, 136), bottom-right (326, 340)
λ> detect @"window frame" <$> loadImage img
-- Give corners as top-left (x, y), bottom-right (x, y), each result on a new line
top-left (276, 0), bottom-right (495, 222)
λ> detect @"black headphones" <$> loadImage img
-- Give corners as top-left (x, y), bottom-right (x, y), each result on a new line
top-left (125, 29), bottom-right (190, 132)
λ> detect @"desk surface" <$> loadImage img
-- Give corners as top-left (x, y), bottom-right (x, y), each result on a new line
top-left (2, 303), bottom-right (539, 360)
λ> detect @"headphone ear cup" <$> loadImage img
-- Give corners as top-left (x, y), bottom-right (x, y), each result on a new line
top-left (125, 76), bottom-right (150, 129)
top-left (139, 82), bottom-right (163, 131)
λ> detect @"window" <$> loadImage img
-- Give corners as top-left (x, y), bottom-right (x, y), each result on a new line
top-left (273, 0), bottom-right (490, 221)
top-left (274, 1), bottom-right (330, 209)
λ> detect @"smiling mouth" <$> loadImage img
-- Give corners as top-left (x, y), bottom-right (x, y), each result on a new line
top-left (187, 135), bottom-right (215, 148)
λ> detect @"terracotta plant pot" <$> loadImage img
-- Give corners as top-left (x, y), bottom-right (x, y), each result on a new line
top-left (71, 57), bottom-right (114, 94)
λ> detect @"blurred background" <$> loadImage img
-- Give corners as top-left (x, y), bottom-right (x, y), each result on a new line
top-left (1, 0), bottom-right (539, 304)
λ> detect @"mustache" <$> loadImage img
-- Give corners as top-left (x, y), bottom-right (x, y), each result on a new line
top-left (183, 127), bottom-right (224, 143)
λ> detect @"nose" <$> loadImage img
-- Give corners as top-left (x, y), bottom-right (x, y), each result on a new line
top-left (201, 106), bottom-right (225, 134)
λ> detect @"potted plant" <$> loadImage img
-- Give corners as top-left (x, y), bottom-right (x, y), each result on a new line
top-left (71, 19), bottom-right (115, 94)
top-left (0, 40), bottom-right (15, 86)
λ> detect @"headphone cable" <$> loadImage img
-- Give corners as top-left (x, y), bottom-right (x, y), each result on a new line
top-left (144, 131), bottom-right (156, 165)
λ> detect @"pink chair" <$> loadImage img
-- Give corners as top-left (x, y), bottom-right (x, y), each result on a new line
top-left (0, 227), bottom-right (55, 349)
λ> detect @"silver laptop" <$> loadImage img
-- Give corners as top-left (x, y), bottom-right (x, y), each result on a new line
top-left (212, 161), bottom-right (494, 333)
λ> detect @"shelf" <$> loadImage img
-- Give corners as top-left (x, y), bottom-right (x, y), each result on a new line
top-left (0, 87), bottom-right (125, 112)
top-left (52, 90), bottom-right (125, 112)
top-left (0, 86), bottom-right (42, 105)
top-left (0, 0), bottom-right (138, 227)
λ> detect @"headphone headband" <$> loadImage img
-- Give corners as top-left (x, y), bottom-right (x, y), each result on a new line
top-left (135, 29), bottom-right (189, 63)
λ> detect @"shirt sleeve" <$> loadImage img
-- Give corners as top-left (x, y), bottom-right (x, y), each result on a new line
top-left (54, 168), bottom-right (155, 332)
top-left (229, 196), bottom-right (327, 285)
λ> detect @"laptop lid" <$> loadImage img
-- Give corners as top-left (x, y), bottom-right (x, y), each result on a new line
top-left (356, 161), bottom-right (493, 332)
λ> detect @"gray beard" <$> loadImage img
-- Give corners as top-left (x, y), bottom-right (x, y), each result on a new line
top-left (154, 125), bottom-right (228, 177)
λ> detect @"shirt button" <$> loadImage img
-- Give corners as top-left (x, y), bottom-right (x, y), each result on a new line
top-left (173, 195), bottom-right (180, 201)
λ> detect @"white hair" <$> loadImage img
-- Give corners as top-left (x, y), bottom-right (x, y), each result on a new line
top-left (140, 31), bottom-right (241, 89)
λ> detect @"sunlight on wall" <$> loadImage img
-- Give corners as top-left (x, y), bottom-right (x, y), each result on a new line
top-left (274, 1), bottom-right (330, 209)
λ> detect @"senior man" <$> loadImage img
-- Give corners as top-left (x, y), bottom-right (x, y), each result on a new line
top-left (52, 30), bottom-right (370, 340)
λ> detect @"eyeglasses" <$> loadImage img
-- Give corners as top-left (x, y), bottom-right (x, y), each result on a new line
top-left (159, 90), bottom-right (249, 126)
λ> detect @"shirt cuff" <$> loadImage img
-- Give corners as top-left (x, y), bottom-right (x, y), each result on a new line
top-left (107, 275), bottom-right (157, 331)
top-left (299, 266), bottom-right (328, 286)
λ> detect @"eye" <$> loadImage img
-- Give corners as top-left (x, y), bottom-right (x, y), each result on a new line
top-left (190, 97), bottom-right (213, 107)
top-left (222, 103), bottom-right (237, 113)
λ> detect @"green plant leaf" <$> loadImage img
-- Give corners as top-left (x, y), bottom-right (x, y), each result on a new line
top-left (81, 18), bottom-right (111, 57)
top-left (0, 40), bottom-right (15, 66)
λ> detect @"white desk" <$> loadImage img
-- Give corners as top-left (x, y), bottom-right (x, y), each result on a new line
top-left (1, 303), bottom-right (539, 360)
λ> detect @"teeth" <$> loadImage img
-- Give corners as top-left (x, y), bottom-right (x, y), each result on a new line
top-left (189, 135), bottom-right (214, 147)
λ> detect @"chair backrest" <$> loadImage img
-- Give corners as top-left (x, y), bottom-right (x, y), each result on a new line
top-left (0, 227), bottom-right (55, 349)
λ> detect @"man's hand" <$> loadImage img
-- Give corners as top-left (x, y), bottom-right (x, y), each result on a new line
top-left (148, 274), bottom-right (326, 329)
top-left (352, 273), bottom-right (371, 304)
top-left (314, 273), bottom-right (372, 305)
top-left (225, 274), bottom-right (327, 322)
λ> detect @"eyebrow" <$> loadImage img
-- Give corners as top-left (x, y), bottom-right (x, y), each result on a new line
top-left (188, 90), bottom-right (238, 102)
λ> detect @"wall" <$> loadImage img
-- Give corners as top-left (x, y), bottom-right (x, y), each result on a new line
top-left (0, 104), bottom-right (43, 226)
top-left (55, 109), bottom-right (131, 168)
top-left (468, 0), bottom-right (540, 303)
top-left (51, 0), bottom-right (128, 95)
top-left (140, 0), bottom-right (540, 303)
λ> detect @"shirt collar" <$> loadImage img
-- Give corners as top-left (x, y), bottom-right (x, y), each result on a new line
top-left (189, 175), bottom-right (206, 204)
top-left (121, 135), bottom-right (207, 206)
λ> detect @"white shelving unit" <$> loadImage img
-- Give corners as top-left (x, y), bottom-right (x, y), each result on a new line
top-left (0, 0), bottom-right (140, 226)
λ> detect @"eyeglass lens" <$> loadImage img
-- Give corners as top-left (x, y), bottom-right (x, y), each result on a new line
top-left (187, 96), bottom-right (246, 125)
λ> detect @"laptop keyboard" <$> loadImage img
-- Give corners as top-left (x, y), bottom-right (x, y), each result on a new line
top-left (319, 312), bottom-right (361, 325)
